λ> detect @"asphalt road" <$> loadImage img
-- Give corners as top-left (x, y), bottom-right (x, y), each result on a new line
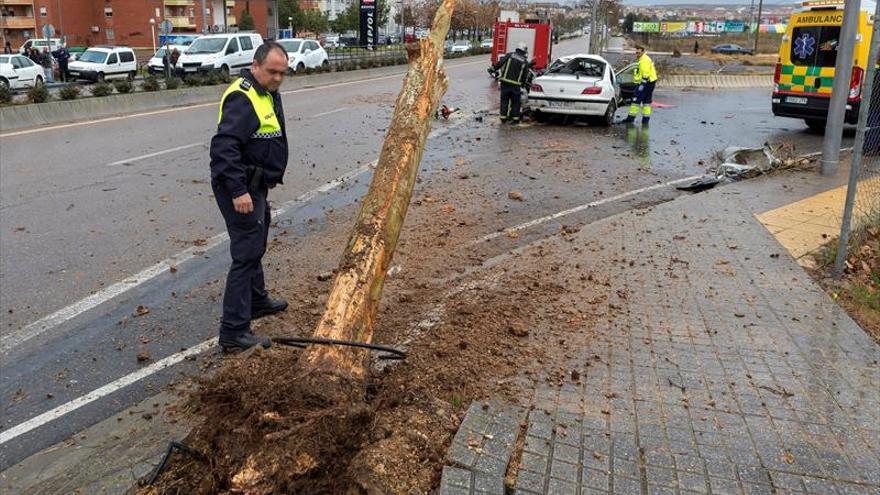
top-left (0, 36), bottom-right (848, 471)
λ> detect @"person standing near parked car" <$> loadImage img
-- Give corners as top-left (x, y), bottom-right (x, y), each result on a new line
top-left (623, 45), bottom-right (657, 125)
top-left (40, 47), bottom-right (54, 83)
top-left (52, 44), bottom-right (70, 82)
top-left (27, 47), bottom-right (40, 64)
top-left (490, 41), bottom-right (533, 125)
top-left (3, 41), bottom-right (11, 54)
top-left (209, 41), bottom-right (291, 351)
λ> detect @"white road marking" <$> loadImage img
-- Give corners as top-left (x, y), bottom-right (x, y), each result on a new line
top-left (106, 142), bottom-right (205, 166)
top-left (0, 338), bottom-right (216, 445)
top-left (473, 175), bottom-right (705, 244)
top-left (0, 59), bottom-right (487, 138)
top-left (0, 165), bottom-right (373, 354)
top-left (311, 107), bottom-right (350, 118)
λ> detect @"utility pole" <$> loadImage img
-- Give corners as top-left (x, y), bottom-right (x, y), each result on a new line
top-left (820, 0), bottom-right (861, 175)
top-left (753, 0), bottom-right (764, 54)
top-left (589, 0), bottom-right (597, 53)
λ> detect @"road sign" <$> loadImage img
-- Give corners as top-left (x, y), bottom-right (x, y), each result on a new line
top-left (41, 24), bottom-right (55, 39)
top-left (159, 19), bottom-right (174, 35)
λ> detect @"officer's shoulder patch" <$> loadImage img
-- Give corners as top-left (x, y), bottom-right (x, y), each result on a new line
top-left (239, 79), bottom-right (252, 91)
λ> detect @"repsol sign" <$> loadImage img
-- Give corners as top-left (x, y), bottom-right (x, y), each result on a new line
top-left (795, 13), bottom-right (844, 25)
top-left (360, 0), bottom-right (378, 48)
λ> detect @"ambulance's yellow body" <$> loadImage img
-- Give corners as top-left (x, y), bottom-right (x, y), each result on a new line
top-left (772, 0), bottom-right (875, 130)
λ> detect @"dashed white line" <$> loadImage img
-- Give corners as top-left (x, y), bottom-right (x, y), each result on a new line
top-left (106, 142), bottom-right (206, 166)
top-left (0, 338), bottom-right (216, 445)
top-left (311, 107), bottom-right (350, 118)
top-left (473, 174), bottom-right (705, 244)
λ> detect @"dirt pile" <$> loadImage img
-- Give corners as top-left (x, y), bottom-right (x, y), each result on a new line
top-left (142, 262), bottom-right (577, 494)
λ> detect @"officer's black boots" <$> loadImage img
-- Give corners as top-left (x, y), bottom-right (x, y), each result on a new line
top-left (219, 331), bottom-right (271, 352)
top-left (251, 297), bottom-right (288, 320)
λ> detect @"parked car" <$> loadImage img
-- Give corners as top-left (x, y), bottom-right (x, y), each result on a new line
top-left (528, 54), bottom-right (621, 126)
top-left (324, 35), bottom-right (341, 48)
top-left (146, 44), bottom-right (188, 75)
top-left (0, 54), bottom-right (45, 90)
top-left (67, 46), bottom-right (138, 82)
top-left (176, 33), bottom-right (264, 76)
top-left (444, 40), bottom-right (454, 53)
top-left (451, 40), bottom-right (471, 54)
top-left (18, 38), bottom-right (63, 55)
top-left (480, 38), bottom-right (493, 49)
top-left (278, 38), bottom-right (329, 73)
top-left (711, 43), bottom-right (754, 55)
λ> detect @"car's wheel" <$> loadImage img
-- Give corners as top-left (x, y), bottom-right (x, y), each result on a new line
top-left (805, 119), bottom-right (826, 133)
top-left (533, 110), bottom-right (549, 124)
top-left (0, 77), bottom-right (9, 90)
top-left (322, 59), bottom-right (329, 68)
top-left (297, 62), bottom-right (305, 73)
top-left (127, 71), bottom-right (136, 81)
top-left (34, 75), bottom-right (43, 87)
top-left (96, 72), bottom-right (105, 82)
top-left (600, 100), bottom-right (617, 127)
top-left (220, 65), bottom-right (230, 78)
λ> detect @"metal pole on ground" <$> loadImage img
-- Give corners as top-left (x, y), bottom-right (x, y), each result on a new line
top-left (833, 0), bottom-right (880, 278)
top-left (820, 0), bottom-right (861, 175)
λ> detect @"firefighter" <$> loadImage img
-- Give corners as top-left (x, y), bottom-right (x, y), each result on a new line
top-left (490, 41), bottom-right (533, 125)
top-left (624, 45), bottom-right (658, 125)
top-left (210, 41), bottom-right (291, 351)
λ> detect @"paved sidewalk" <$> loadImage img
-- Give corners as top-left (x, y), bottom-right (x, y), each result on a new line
top-left (442, 172), bottom-right (880, 495)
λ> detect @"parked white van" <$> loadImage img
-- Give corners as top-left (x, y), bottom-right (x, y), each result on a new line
top-left (18, 38), bottom-right (63, 55)
top-left (177, 33), bottom-right (263, 76)
top-left (67, 46), bottom-right (138, 82)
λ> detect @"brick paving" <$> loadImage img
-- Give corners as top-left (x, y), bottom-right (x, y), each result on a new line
top-left (442, 180), bottom-right (880, 495)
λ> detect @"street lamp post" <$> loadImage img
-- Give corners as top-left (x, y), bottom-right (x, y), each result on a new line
top-left (149, 18), bottom-right (156, 53)
top-left (288, 16), bottom-right (293, 38)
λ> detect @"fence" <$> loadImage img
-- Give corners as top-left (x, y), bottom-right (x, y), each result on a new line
top-left (326, 45), bottom-right (408, 67)
top-left (833, 2), bottom-right (880, 279)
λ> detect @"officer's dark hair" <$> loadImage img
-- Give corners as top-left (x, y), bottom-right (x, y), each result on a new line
top-left (254, 41), bottom-right (288, 64)
top-left (635, 44), bottom-right (645, 51)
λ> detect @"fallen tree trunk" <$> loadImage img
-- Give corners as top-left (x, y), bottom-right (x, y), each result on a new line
top-left (304, 0), bottom-right (456, 379)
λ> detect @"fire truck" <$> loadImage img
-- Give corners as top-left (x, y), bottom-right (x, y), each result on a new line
top-left (491, 15), bottom-right (554, 70)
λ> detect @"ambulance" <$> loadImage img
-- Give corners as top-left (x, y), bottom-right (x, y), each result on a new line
top-left (772, 0), bottom-right (876, 131)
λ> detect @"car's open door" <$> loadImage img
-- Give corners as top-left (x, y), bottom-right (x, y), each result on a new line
top-left (615, 62), bottom-right (639, 104)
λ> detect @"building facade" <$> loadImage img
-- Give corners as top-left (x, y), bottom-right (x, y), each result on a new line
top-left (1, 0), bottom-right (277, 50)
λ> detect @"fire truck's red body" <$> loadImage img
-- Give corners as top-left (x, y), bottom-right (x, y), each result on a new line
top-left (491, 20), bottom-right (553, 70)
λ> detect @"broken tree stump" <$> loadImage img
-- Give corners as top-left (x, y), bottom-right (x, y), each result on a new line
top-left (303, 0), bottom-right (457, 379)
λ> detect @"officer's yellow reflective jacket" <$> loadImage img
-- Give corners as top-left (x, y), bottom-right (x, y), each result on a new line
top-left (210, 73), bottom-right (288, 197)
top-left (634, 54), bottom-right (658, 83)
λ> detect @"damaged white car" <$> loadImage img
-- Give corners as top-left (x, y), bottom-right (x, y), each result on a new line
top-left (529, 54), bottom-right (634, 126)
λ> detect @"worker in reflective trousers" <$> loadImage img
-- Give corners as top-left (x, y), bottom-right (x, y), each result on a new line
top-left (210, 41), bottom-right (291, 351)
top-left (491, 41), bottom-right (532, 125)
top-left (624, 45), bottom-right (658, 125)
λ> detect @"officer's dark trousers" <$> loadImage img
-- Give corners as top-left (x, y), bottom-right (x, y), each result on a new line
top-left (213, 181), bottom-right (270, 337)
top-left (500, 83), bottom-right (522, 121)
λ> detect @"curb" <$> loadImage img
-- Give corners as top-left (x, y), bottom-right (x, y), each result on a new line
top-left (662, 74), bottom-right (772, 89)
top-left (0, 65), bottom-right (415, 133)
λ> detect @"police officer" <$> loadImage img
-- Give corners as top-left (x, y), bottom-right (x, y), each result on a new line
top-left (490, 41), bottom-right (533, 125)
top-left (210, 41), bottom-right (290, 351)
top-left (624, 45), bottom-right (658, 125)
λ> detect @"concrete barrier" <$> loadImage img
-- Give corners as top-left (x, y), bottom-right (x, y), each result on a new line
top-left (662, 74), bottom-right (773, 89)
top-left (0, 64), bottom-right (415, 133)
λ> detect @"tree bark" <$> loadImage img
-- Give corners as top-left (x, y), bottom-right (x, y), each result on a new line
top-left (303, 0), bottom-right (456, 379)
